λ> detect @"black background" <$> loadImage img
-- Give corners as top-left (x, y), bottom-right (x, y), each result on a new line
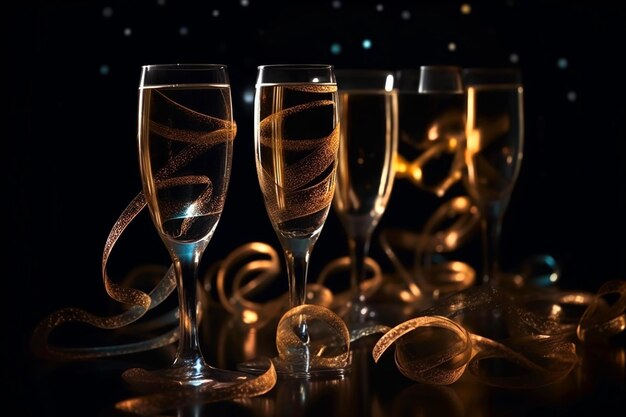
top-left (5, 0), bottom-right (626, 410)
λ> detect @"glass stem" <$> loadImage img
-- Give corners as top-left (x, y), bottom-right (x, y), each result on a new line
top-left (171, 241), bottom-right (209, 370)
top-left (283, 238), bottom-right (314, 308)
top-left (481, 203), bottom-right (504, 286)
top-left (282, 237), bottom-right (315, 346)
top-left (348, 233), bottom-right (371, 303)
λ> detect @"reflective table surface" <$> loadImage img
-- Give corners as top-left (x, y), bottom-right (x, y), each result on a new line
top-left (19, 300), bottom-right (626, 417)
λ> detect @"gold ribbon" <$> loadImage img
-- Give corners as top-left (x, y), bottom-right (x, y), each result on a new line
top-left (372, 280), bottom-right (625, 387)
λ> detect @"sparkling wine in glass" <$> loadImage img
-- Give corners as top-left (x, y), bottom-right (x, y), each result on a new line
top-left (333, 69), bottom-right (398, 329)
top-left (463, 67), bottom-right (524, 285)
top-left (125, 63), bottom-right (251, 387)
top-left (251, 64), bottom-right (347, 378)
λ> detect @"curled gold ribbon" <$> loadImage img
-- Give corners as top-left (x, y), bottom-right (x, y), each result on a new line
top-left (275, 304), bottom-right (351, 372)
top-left (30, 91), bottom-right (238, 360)
top-left (207, 241), bottom-right (336, 329)
top-left (372, 281), bottom-right (626, 388)
top-left (316, 255), bottom-right (384, 313)
top-left (30, 192), bottom-right (179, 360)
top-left (378, 195), bottom-right (478, 302)
top-left (577, 279), bottom-right (626, 343)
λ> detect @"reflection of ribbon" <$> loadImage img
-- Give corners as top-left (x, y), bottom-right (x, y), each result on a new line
top-left (373, 280), bottom-right (626, 387)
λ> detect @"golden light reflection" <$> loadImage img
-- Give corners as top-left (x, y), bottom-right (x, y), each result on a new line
top-left (549, 304), bottom-right (563, 320)
top-left (242, 309), bottom-right (259, 324)
top-left (399, 290), bottom-right (415, 302)
top-left (243, 328), bottom-right (257, 359)
top-left (428, 124), bottom-right (439, 140)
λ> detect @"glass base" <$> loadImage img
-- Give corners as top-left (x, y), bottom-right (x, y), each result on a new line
top-left (122, 364), bottom-right (254, 389)
top-left (237, 355), bottom-right (351, 380)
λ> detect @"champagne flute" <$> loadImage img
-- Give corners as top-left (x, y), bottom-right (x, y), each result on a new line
top-left (252, 64), bottom-right (346, 378)
top-left (127, 63), bottom-right (250, 386)
top-left (463, 67), bottom-right (524, 285)
top-left (333, 69), bottom-right (398, 329)
top-left (387, 66), bottom-right (474, 297)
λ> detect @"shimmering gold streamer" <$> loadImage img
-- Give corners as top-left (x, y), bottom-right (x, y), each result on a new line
top-left (577, 279), bottom-right (626, 343)
top-left (372, 281), bottom-right (625, 387)
top-left (316, 255), bottom-right (384, 313)
top-left (378, 195), bottom-right (478, 300)
top-left (30, 191), bottom-right (179, 360)
top-left (275, 304), bottom-right (352, 373)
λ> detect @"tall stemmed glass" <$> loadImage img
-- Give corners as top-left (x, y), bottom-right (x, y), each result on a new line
top-left (387, 66), bottom-right (472, 298)
top-left (253, 64), bottom-right (344, 378)
top-left (130, 64), bottom-right (249, 386)
top-left (333, 69), bottom-right (398, 329)
top-left (463, 68), bottom-right (524, 286)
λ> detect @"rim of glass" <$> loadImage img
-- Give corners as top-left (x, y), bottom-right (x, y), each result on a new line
top-left (257, 64), bottom-right (334, 70)
top-left (461, 67), bottom-right (523, 85)
top-left (141, 63), bottom-right (228, 70)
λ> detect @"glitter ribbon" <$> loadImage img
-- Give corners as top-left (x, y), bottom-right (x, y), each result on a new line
top-left (378, 195), bottom-right (479, 301)
top-left (372, 280), bottom-right (625, 387)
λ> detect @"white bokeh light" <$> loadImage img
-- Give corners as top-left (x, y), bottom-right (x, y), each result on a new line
top-left (567, 91), bottom-right (577, 102)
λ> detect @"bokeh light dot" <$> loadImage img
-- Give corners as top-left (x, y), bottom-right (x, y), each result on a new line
top-left (461, 3), bottom-right (471, 14)
top-left (332, 1), bottom-right (342, 9)
top-left (401, 10), bottom-right (411, 20)
top-left (557, 58), bottom-right (568, 69)
top-left (567, 91), bottom-right (577, 102)
top-left (243, 89), bottom-right (254, 104)
top-left (212, 9), bottom-right (220, 17)
top-left (362, 39), bottom-right (372, 49)
top-left (102, 7), bottom-right (113, 18)
top-left (179, 26), bottom-right (189, 36)
top-left (330, 43), bottom-right (342, 55)
top-left (448, 42), bottom-right (457, 51)
top-left (99, 65), bottom-right (110, 76)
top-left (240, 0), bottom-right (249, 6)
top-left (157, 0), bottom-right (166, 6)
top-left (123, 27), bottom-right (132, 36)
top-left (510, 53), bottom-right (519, 63)
top-left (376, 4), bottom-right (384, 12)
